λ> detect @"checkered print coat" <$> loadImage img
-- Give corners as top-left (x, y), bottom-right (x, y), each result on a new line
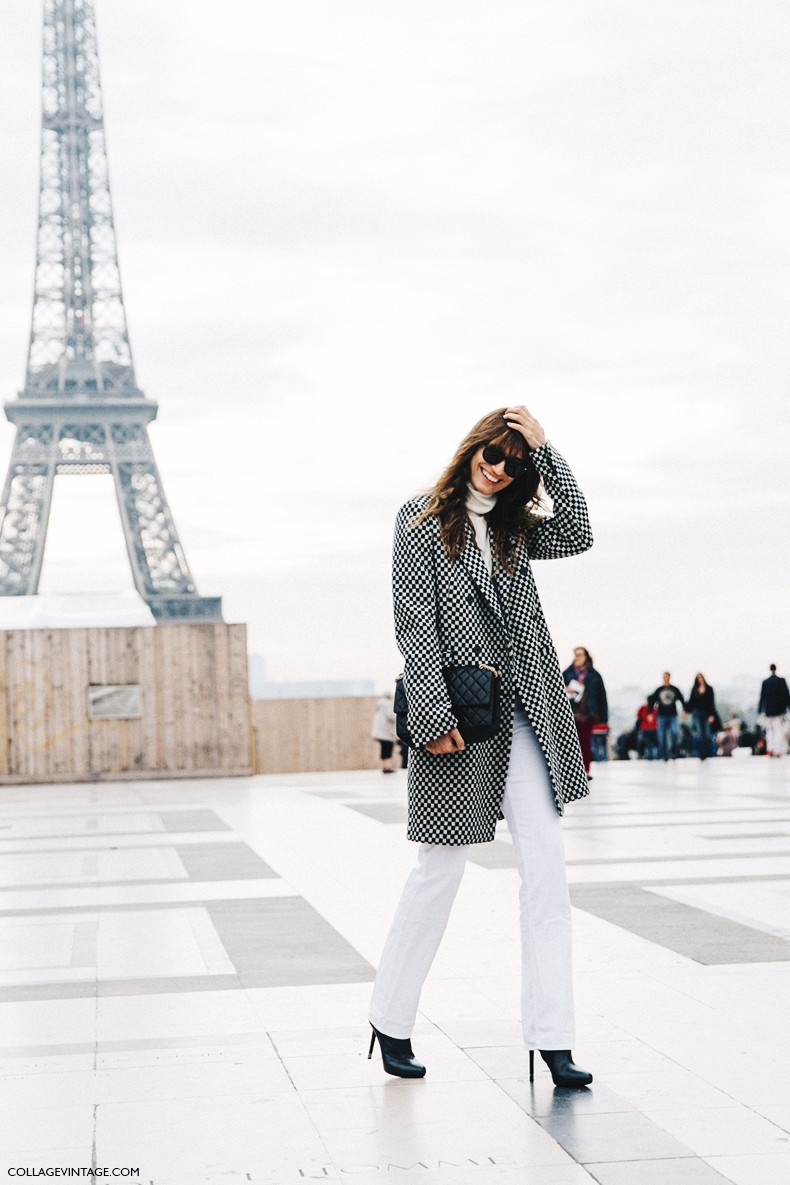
top-left (394, 440), bottom-right (592, 845)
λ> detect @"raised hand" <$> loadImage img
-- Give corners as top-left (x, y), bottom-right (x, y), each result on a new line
top-left (504, 405), bottom-right (546, 451)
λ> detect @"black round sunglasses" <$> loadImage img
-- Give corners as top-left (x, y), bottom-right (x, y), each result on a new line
top-left (482, 443), bottom-right (528, 479)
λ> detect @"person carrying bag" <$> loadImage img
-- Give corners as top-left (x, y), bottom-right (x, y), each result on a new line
top-left (367, 405), bottom-right (594, 1090)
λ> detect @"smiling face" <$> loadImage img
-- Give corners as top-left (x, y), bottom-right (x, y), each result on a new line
top-left (469, 444), bottom-right (517, 495)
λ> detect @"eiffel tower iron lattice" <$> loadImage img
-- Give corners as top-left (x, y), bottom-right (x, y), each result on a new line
top-left (0, 0), bottom-right (221, 623)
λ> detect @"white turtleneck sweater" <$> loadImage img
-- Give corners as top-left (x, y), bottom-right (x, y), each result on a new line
top-left (466, 483), bottom-right (497, 575)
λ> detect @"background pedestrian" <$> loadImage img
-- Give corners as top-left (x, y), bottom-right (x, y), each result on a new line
top-left (686, 672), bottom-right (720, 761)
top-left (648, 672), bottom-right (685, 761)
top-left (371, 691), bottom-right (399, 774)
top-left (635, 701), bottom-right (658, 759)
top-left (758, 664), bottom-right (790, 758)
top-left (563, 646), bottom-right (608, 779)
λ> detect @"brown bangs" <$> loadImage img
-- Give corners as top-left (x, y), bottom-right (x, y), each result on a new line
top-left (486, 427), bottom-right (528, 462)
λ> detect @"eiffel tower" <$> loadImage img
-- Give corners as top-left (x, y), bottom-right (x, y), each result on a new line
top-left (0, 0), bottom-right (222, 623)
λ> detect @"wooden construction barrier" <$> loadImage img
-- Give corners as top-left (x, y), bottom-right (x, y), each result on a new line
top-left (0, 623), bottom-right (252, 782)
top-left (252, 695), bottom-right (380, 774)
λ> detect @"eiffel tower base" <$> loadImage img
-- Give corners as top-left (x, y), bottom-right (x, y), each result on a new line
top-left (0, 409), bottom-right (223, 621)
top-left (147, 596), bottom-right (223, 623)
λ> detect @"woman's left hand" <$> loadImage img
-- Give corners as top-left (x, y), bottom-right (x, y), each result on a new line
top-left (504, 405), bottom-right (546, 451)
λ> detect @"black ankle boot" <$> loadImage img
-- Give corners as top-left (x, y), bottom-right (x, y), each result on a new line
top-left (368, 1025), bottom-right (426, 1078)
top-left (529, 1049), bottom-right (592, 1088)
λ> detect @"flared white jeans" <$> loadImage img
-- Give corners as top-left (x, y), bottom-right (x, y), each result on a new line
top-left (369, 702), bottom-right (576, 1048)
top-left (765, 716), bottom-right (788, 757)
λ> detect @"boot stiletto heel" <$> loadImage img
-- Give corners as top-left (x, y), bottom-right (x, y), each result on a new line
top-left (367, 1024), bottom-right (426, 1079)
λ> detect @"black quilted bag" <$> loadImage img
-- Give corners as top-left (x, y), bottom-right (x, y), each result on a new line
top-left (394, 663), bottom-right (501, 748)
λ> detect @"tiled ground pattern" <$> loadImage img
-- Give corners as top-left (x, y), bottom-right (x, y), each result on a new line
top-left (0, 754), bottom-right (789, 1183)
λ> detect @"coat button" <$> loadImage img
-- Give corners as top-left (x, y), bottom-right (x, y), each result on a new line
top-left (473, 644), bottom-right (481, 656)
top-left (466, 593), bottom-right (474, 604)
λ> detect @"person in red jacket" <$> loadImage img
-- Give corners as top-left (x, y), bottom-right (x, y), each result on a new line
top-left (636, 702), bottom-right (658, 760)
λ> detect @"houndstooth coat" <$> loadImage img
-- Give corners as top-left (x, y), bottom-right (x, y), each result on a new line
top-left (394, 440), bottom-right (592, 845)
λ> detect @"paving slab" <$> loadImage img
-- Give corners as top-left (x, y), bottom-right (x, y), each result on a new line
top-left (0, 755), bottom-right (788, 1183)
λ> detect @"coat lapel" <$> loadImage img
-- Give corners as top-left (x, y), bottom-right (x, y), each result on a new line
top-left (495, 554), bottom-right (514, 612)
top-left (458, 524), bottom-right (505, 623)
top-left (498, 536), bottom-right (526, 612)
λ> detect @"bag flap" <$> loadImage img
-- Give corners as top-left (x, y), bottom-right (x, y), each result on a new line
top-left (444, 665), bottom-right (493, 707)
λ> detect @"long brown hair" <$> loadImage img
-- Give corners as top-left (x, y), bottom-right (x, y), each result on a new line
top-left (414, 408), bottom-right (544, 573)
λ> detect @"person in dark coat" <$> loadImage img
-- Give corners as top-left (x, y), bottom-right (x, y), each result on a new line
top-left (563, 647), bottom-right (608, 778)
top-left (758, 664), bottom-right (790, 758)
top-left (685, 673), bottom-right (720, 761)
top-left (368, 405), bottom-right (593, 1089)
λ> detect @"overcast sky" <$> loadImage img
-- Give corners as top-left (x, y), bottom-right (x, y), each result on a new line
top-left (0, 1), bottom-right (788, 702)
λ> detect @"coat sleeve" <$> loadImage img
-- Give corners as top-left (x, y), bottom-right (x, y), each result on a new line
top-left (595, 672), bottom-right (609, 725)
top-left (600, 680), bottom-right (609, 725)
top-left (393, 504), bottom-right (458, 746)
top-left (525, 440), bottom-right (593, 560)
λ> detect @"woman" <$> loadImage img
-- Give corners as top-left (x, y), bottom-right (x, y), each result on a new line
top-left (686, 673), bottom-right (719, 761)
top-left (371, 691), bottom-right (399, 774)
top-left (368, 405), bottom-right (593, 1089)
top-left (563, 647), bottom-right (608, 778)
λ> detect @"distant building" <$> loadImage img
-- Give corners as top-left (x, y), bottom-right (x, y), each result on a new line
top-left (248, 655), bottom-right (376, 700)
top-left (253, 679), bottom-right (377, 700)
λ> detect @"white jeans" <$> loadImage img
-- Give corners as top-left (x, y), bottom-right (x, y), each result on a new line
top-left (369, 703), bottom-right (576, 1048)
top-left (766, 716), bottom-right (788, 756)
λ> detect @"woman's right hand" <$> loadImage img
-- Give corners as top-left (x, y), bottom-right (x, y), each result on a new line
top-left (424, 727), bottom-right (465, 754)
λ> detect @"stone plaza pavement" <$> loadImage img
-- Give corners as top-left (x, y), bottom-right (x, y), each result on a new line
top-left (1, 753), bottom-right (789, 1184)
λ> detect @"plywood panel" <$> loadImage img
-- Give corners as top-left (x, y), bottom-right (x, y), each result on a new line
top-left (137, 625), bottom-right (159, 769)
top-left (252, 696), bottom-right (380, 774)
top-left (0, 623), bottom-right (252, 783)
top-left (156, 626), bottom-right (178, 772)
top-left (212, 622), bottom-right (232, 770)
top-left (228, 624), bottom-right (252, 770)
top-left (68, 630), bottom-right (91, 775)
top-left (0, 630), bottom-right (8, 777)
top-left (9, 629), bottom-right (53, 779)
